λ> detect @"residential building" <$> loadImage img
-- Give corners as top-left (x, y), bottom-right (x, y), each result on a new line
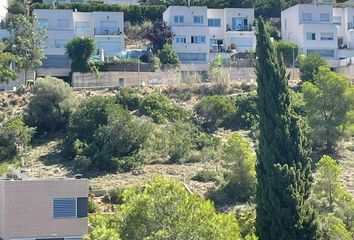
top-left (163, 6), bottom-right (256, 63)
top-left (0, 175), bottom-right (88, 240)
top-left (42, 0), bottom-right (139, 5)
top-left (0, 0), bottom-right (7, 24)
top-left (281, 3), bottom-right (354, 67)
top-left (281, 4), bottom-right (339, 66)
top-left (33, 9), bottom-right (125, 76)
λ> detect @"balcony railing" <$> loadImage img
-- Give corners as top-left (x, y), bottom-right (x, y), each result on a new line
top-left (226, 24), bottom-right (253, 32)
top-left (94, 28), bottom-right (122, 36)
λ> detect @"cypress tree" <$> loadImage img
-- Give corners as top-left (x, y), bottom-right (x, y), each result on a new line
top-left (255, 18), bottom-right (317, 240)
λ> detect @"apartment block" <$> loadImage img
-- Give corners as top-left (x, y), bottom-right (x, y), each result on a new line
top-left (163, 6), bottom-right (256, 63)
top-left (282, 3), bottom-right (354, 67)
top-left (33, 9), bottom-right (125, 75)
top-left (0, 177), bottom-right (89, 240)
top-left (281, 4), bottom-right (338, 66)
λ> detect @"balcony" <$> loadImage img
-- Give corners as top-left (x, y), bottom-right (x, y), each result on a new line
top-left (94, 28), bottom-right (123, 36)
top-left (226, 24), bottom-right (253, 32)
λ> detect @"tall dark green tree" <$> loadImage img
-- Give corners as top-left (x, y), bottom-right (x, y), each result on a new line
top-left (255, 18), bottom-right (317, 240)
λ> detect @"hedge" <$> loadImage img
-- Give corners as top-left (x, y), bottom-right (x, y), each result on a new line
top-left (31, 3), bottom-right (167, 24)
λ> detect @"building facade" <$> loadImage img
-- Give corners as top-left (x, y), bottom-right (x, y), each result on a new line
top-left (0, 178), bottom-right (89, 240)
top-left (163, 6), bottom-right (256, 63)
top-left (33, 9), bottom-right (125, 73)
top-left (0, 0), bottom-right (7, 24)
top-left (282, 3), bottom-right (354, 67)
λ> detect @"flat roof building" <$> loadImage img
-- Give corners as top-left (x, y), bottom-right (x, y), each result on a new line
top-left (0, 175), bottom-right (89, 240)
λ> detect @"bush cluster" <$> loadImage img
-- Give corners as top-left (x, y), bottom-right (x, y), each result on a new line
top-left (67, 96), bottom-right (149, 171)
top-left (139, 93), bottom-right (190, 123)
top-left (24, 77), bottom-right (77, 134)
top-left (0, 117), bottom-right (34, 162)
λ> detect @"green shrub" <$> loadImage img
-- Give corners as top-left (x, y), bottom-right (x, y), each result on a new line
top-left (209, 133), bottom-right (256, 204)
top-left (195, 95), bottom-right (236, 131)
top-left (225, 91), bottom-right (259, 131)
top-left (299, 54), bottom-right (328, 83)
top-left (140, 93), bottom-right (189, 123)
top-left (108, 187), bottom-right (125, 204)
top-left (117, 176), bottom-right (242, 240)
top-left (66, 37), bottom-right (95, 73)
top-left (88, 198), bottom-right (100, 213)
top-left (25, 77), bottom-right (77, 133)
top-left (158, 44), bottom-right (180, 65)
top-left (68, 97), bottom-right (150, 171)
top-left (191, 170), bottom-right (218, 182)
top-left (0, 117), bottom-right (34, 162)
top-left (273, 41), bottom-right (299, 67)
top-left (116, 88), bottom-right (142, 111)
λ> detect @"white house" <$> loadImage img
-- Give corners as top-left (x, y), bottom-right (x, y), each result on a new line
top-left (42, 0), bottom-right (139, 5)
top-left (281, 4), bottom-right (338, 66)
top-left (282, 3), bottom-right (354, 67)
top-left (163, 6), bottom-right (256, 63)
top-left (0, 0), bottom-right (7, 24)
top-left (33, 9), bottom-right (125, 75)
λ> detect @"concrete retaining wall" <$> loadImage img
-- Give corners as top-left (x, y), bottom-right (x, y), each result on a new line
top-left (72, 67), bottom-right (300, 88)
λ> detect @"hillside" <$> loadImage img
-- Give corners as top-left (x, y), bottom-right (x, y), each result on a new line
top-left (1, 86), bottom-right (354, 200)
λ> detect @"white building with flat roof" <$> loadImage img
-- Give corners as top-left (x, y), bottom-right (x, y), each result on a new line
top-left (163, 6), bottom-right (256, 63)
top-left (282, 3), bottom-right (354, 67)
top-left (0, 176), bottom-right (88, 240)
top-left (33, 9), bottom-right (125, 75)
top-left (281, 4), bottom-right (338, 66)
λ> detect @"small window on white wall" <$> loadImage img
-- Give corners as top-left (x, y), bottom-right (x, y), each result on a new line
top-left (176, 36), bottom-right (186, 44)
top-left (320, 33), bottom-right (334, 40)
top-left (302, 13), bottom-right (312, 21)
top-left (54, 39), bottom-right (68, 48)
top-left (320, 13), bottom-right (329, 22)
top-left (58, 19), bottom-right (70, 28)
top-left (306, 32), bottom-right (316, 40)
top-left (75, 22), bottom-right (90, 32)
top-left (333, 16), bottom-right (341, 25)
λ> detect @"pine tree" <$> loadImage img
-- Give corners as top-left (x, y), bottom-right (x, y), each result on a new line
top-left (255, 18), bottom-right (317, 240)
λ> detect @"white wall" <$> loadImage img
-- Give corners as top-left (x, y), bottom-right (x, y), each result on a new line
top-left (0, 0), bottom-right (7, 23)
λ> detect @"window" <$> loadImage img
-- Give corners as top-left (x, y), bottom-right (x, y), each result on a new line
top-left (75, 22), bottom-right (90, 32)
top-left (38, 19), bottom-right (48, 28)
top-left (53, 198), bottom-right (76, 218)
top-left (100, 21), bottom-right (118, 35)
top-left (193, 16), bottom-right (204, 24)
top-left (54, 39), bottom-right (68, 48)
top-left (307, 49), bottom-right (334, 58)
top-left (174, 16), bottom-right (184, 24)
top-left (333, 16), bottom-right (341, 25)
top-left (320, 13), bottom-right (329, 22)
top-left (302, 13), bottom-right (312, 21)
top-left (321, 32), bottom-right (334, 40)
top-left (306, 32), bottom-right (316, 40)
top-left (191, 36), bottom-right (206, 44)
top-left (176, 36), bottom-right (186, 44)
top-left (58, 19), bottom-right (70, 28)
top-left (232, 17), bottom-right (248, 31)
top-left (208, 18), bottom-right (221, 27)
